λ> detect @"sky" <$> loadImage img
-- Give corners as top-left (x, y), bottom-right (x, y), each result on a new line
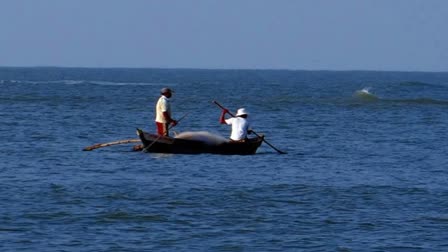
top-left (1, 0), bottom-right (447, 71)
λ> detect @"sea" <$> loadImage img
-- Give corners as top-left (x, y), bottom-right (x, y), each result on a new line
top-left (1, 67), bottom-right (447, 252)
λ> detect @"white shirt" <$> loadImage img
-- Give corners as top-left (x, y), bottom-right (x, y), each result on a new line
top-left (155, 95), bottom-right (171, 123)
top-left (225, 117), bottom-right (250, 141)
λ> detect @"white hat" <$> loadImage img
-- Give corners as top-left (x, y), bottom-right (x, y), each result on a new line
top-left (236, 108), bottom-right (249, 116)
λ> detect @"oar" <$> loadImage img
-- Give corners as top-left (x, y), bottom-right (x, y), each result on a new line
top-left (213, 100), bottom-right (287, 154)
top-left (83, 139), bottom-right (141, 151)
top-left (249, 131), bottom-right (287, 154)
top-left (143, 112), bottom-right (189, 152)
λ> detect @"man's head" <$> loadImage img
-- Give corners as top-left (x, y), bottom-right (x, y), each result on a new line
top-left (236, 108), bottom-right (248, 118)
top-left (160, 87), bottom-right (173, 98)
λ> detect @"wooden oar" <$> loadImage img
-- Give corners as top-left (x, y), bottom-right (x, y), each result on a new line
top-left (248, 131), bottom-right (287, 154)
top-left (83, 139), bottom-right (141, 151)
top-left (213, 100), bottom-right (287, 154)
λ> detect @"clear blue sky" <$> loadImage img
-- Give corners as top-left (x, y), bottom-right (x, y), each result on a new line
top-left (1, 0), bottom-right (447, 71)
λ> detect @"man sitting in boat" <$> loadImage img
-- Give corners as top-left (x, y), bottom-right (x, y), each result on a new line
top-left (155, 87), bottom-right (177, 136)
top-left (219, 108), bottom-right (252, 142)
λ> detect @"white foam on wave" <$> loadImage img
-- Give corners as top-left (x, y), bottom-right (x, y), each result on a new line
top-left (3, 80), bottom-right (86, 85)
top-left (88, 81), bottom-right (168, 86)
top-left (61, 80), bottom-right (85, 85)
top-left (174, 131), bottom-right (228, 145)
top-left (354, 87), bottom-right (378, 100)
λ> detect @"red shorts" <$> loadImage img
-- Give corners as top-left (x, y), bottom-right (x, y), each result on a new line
top-left (156, 122), bottom-right (169, 136)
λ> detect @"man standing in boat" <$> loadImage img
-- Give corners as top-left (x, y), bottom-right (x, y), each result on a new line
top-left (155, 87), bottom-right (177, 136)
top-left (219, 108), bottom-right (252, 141)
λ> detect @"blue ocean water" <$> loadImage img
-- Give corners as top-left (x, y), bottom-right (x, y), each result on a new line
top-left (1, 67), bottom-right (448, 251)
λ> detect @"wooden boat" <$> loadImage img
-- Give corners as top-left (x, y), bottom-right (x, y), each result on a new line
top-left (136, 129), bottom-right (263, 155)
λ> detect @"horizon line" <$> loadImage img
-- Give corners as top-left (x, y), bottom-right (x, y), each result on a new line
top-left (0, 65), bottom-right (447, 74)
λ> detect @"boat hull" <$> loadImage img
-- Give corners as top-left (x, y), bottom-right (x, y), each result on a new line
top-left (136, 129), bottom-right (263, 155)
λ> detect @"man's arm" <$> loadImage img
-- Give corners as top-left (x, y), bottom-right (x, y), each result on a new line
top-left (163, 111), bottom-right (177, 126)
top-left (219, 109), bottom-right (229, 124)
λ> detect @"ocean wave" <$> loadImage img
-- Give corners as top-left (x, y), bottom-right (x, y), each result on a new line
top-left (1, 80), bottom-right (84, 85)
top-left (85, 81), bottom-right (167, 86)
top-left (96, 210), bottom-right (168, 222)
top-left (353, 87), bottom-right (379, 101)
top-left (398, 81), bottom-right (444, 88)
top-left (0, 79), bottom-right (170, 86)
top-left (388, 98), bottom-right (448, 106)
top-left (352, 87), bottom-right (448, 106)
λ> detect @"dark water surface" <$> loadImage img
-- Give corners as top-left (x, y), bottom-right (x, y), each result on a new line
top-left (1, 67), bottom-right (448, 251)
